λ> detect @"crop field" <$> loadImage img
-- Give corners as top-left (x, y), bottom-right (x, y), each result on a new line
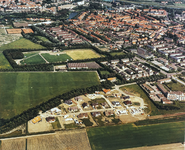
top-left (64, 49), bottom-right (101, 60)
top-left (0, 38), bottom-right (45, 51)
top-left (27, 129), bottom-right (91, 150)
top-left (0, 139), bottom-right (26, 150)
top-left (120, 84), bottom-right (160, 115)
top-left (0, 53), bottom-right (12, 69)
top-left (0, 72), bottom-right (99, 119)
top-left (41, 53), bottom-right (72, 62)
top-left (20, 54), bottom-right (46, 65)
top-left (87, 121), bottom-right (185, 150)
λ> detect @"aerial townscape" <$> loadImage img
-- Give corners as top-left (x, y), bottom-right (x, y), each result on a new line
top-left (0, 0), bottom-right (185, 150)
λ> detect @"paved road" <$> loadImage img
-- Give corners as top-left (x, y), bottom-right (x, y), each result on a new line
top-left (172, 76), bottom-right (185, 86)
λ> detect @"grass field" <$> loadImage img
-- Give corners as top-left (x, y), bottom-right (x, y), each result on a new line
top-left (165, 81), bottom-right (185, 93)
top-left (110, 52), bottom-right (125, 56)
top-left (0, 72), bottom-right (99, 119)
top-left (120, 84), bottom-right (161, 115)
top-left (36, 36), bottom-right (51, 42)
top-left (0, 53), bottom-right (12, 69)
top-left (20, 54), bottom-right (46, 65)
top-left (87, 121), bottom-right (185, 150)
top-left (23, 52), bottom-right (39, 58)
top-left (0, 38), bottom-right (45, 51)
top-left (100, 71), bottom-right (110, 75)
top-left (64, 49), bottom-right (101, 60)
top-left (51, 117), bottom-right (61, 129)
top-left (41, 53), bottom-right (72, 62)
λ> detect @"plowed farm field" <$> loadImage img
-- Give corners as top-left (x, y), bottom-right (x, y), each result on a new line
top-left (0, 129), bottom-right (91, 150)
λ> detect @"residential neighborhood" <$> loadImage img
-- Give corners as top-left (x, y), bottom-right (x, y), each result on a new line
top-left (1, 1), bottom-right (185, 150)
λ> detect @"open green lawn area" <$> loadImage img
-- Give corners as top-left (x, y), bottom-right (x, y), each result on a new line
top-left (23, 52), bottom-right (39, 58)
top-left (100, 71), bottom-right (110, 75)
top-left (165, 81), bottom-right (185, 93)
top-left (0, 38), bottom-right (45, 51)
top-left (64, 49), bottom-right (101, 60)
top-left (87, 121), bottom-right (185, 150)
top-left (0, 53), bottom-right (12, 69)
top-left (120, 84), bottom-right (161, 115)
top-left (35, 36), bottom-right (51, 42)
top-left (0, 72), bottom-right (99, 119)
top-left (20, 54), bottom-right (46, 65)
top-left (110, 52), bottom-right (125, 56)
top-left (41, 53), bottom-right (72, 62)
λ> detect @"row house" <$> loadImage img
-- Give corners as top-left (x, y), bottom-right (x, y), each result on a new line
top-left (167, 91), bottom-right (185, 101)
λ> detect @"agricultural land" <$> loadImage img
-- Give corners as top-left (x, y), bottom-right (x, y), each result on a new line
top-left (0, 38), bottom-right (45, 51)
top-left (0, 129), bottom-right (91, 150)
top-left (0, 72), bottom-right (99, 119)
top-left (87, 121), bottom-right (185, 150)
top-left (64, 49), bottom-right (102, 60)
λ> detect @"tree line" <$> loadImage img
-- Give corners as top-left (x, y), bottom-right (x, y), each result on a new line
top-left (0, 84), bottom-right (104, 134)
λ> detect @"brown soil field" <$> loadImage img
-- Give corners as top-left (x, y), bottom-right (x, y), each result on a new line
top-left (0, 138), bottom-right (26, 150)
top-left (27, 129), bottom-right (91, 150)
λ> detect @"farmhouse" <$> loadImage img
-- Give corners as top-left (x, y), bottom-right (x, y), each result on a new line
top-left (103, 89), bottom-right (111, 94)
top-left (161, 98), bottom-right (173, 104)
top-left (158, 78), bottom-right (171, 84)
top-left (157, 83), bottom-right (168, 96)
top-left (101, 102), bottom-right (109, 108)
top-left (32, 116), bottom-right (42, 124)
top-left (167, 91), bottom-right (185, 101)
top-left (91, 112), bottom-right (101, 117)
top-left (82, 102), bottom-right (89, 109)
top-left (7, 29), bottom-right (22, 34)
top-left (46, 117), bottom-right (55, 123)
top-left (142, 83), bottom-right (154, 93)
top-left (65, 99), bottom-right (72, 105)
top-left (77, 113), bottom-right (88, 119)
top-left (68, 106), bottom-right (79, 112)
top-left (22, 28), bottom-right (34, 34)
top-left (67, 63), bottom-right (88, 69)
top-left (104, 110), bottom-right (114, 116)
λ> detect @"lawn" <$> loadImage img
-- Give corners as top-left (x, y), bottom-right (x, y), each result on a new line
top-left (64, 49), bottom-right (101, 60)
top-left (20, 54), bottom-right (46, 65)
top-left (51, 117), bottom-right (61, 129)
top-left (120, 84), bottom-right (161, 115)
top-left (35, 36), bottom-right (51, 42)
top-left (87, 121), bottom-right (185, 150)
top-left (0, 72), bottom-right (99, 119)
top-left (110, 52), bottom-right (125, 56)
top-left (0, 38), bottom-right (45, 51)
top-left (41, 53), bottom-right (72, 62)
top-left (0, 53), bottom-right (12, 69)
top-left (100, 71), bottom-right (110, 75)
top-left (165, 81), bottom-right (185, 93)
top-left (23, 52), bottom-right (39, 58)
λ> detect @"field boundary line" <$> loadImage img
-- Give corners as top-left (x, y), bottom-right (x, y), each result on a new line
top-left (85, 129), bottom-right (92, 150)
top-left (0, 132), bottom-right (56, 140)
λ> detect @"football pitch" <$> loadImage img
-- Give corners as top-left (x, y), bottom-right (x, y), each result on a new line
top-left (87, 121), bottom-right (185, 150)
top-left (0, 72), bottom-right (99, 119)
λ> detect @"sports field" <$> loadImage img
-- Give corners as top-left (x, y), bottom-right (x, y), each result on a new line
top-left (41, 53), bottom-right (72, 62)
top-left (64, 49), bottom-right (101, 60)
top-left (0, 53), bottom-right (12, 69)
top-left (0, 72), bottom-right (99, 119)
top-left (87, 121), bottom-right (185, 150)
top-left (0, 38), bottom-right (45, 51)
top-left (20, 54), bottom-right (46, 65)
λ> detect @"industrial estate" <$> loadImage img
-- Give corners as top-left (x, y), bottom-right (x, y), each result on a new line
top-left (0, 0), bottom-right (185, 150)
